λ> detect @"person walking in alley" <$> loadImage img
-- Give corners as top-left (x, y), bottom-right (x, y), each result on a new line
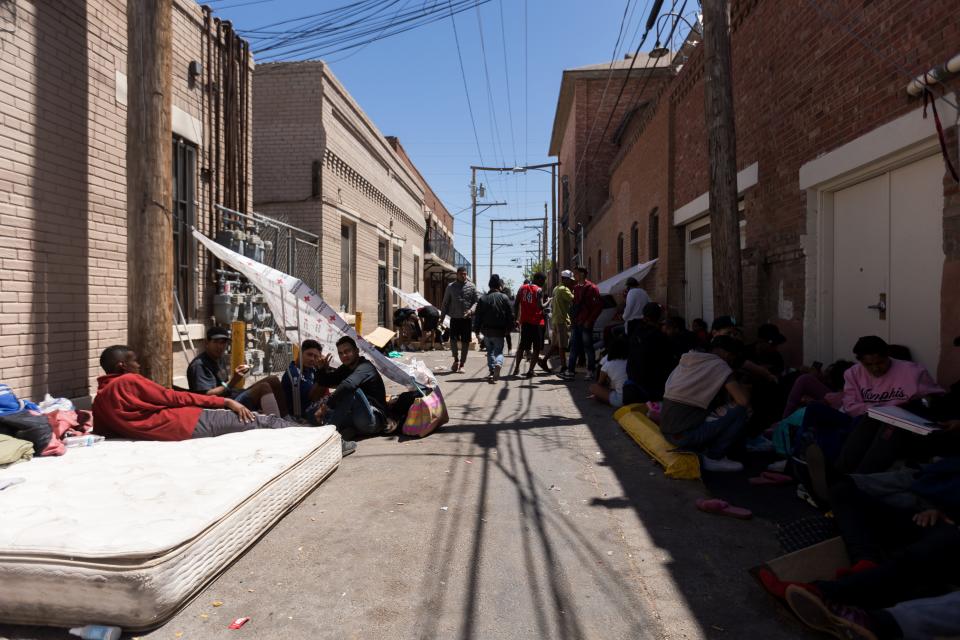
top-left (562, 266), bottom-right (603, 379)
top-left (440, 266), bottom-right (478, 372)
top-left (542, 270), bottom-right (575, 376)
top-left (474, 274), bottom-right (514, 382)
top-left (511, 272), bottom-right (547, 378)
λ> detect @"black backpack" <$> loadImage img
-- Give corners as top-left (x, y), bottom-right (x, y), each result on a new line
top-left (0, 411), bottom-right (52, 455)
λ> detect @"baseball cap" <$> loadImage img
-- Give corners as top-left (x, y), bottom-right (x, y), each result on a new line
top-left (757, 323), bottom-right (786, 345)
top-left (207, 326), bottom-right (231, 341)
top-left (560, 269), bottom-right (574, 279)
top-left (711, 315), bottom-right (738, 332)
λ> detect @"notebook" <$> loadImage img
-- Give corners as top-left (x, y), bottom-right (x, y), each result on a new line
top-left (867, 405), bottom-right (941, 435)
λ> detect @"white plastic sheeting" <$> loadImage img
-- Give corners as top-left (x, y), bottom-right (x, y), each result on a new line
top-left (194, 229), bottom-right (436, 389)
top-left (596, 259), bottom-right (658, 296)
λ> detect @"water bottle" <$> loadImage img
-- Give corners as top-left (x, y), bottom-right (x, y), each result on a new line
top-left (68, 625), bottom-right (121, 640)
top-left (64, 434), bottom-right (105, 448)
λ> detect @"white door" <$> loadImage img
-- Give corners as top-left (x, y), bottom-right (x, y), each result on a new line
top-left (833, 154), bottom-right (944, 371)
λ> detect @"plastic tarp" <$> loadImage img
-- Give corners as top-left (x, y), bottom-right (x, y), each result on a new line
top-left (596, 259), bottom-right (658, 296)
top-left (194, 229), bottom-right (436, 389)
top-left (389, 286), bottom-right (449, 328)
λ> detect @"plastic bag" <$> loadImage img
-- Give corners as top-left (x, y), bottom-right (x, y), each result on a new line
top-left (402, 386), bottom-right (449, 438)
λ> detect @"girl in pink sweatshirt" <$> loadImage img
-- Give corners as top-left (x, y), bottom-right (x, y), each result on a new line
top-left (842, 336), bottom-right (943, 417)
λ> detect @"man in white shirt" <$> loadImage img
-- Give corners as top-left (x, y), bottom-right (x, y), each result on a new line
top-left (621, 277), bottom-right (650, 336)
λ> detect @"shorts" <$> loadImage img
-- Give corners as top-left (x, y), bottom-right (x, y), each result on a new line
top-left (421, 316), bottom-right (439, 331)
top-left (518, 323), bottom-right (544, 352)
top-left (552, 323), bottom-right (570, 348)
top-left (609, 389), bottom-right (624, 408)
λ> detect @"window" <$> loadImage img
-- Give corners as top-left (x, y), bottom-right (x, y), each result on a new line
top-left (172, 136), bottom-right (197, 320)
top-left (648, 208), bottom-right (660, 260)
top-left (340, 224), bottom-right (353, 312)
top-left (616, 233), bottom-right (624, 273)
top-left (392, 245), bottom-right (401, 290)
top-left (630, 222), bottom-right (639, 266)
top-left (413, 254), bottom-right (420, 292)
top-left (378, 239), bottom-right (388, 326)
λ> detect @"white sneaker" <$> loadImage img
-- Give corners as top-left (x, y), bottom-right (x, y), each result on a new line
top-left (701, 456), bottom-right (743, 472)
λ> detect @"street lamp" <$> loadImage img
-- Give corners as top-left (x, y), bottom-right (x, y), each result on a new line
top-left (649, 12), bottom-right (701, 59)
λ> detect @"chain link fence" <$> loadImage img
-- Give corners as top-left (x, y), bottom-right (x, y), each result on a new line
top-left (213, 205), bottom-right (320, 376)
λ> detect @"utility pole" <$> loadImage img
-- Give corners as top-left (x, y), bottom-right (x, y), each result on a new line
top-left (702, 0), bottom-right (743, 322)
top-left (127, 0), bottom-right (174, 385)
top-left (470, 166), bottom-right (477, 281)
top-left (550, 164), bottom-right (557, 284)
top-left (542, 203), bottom-right (548, 274)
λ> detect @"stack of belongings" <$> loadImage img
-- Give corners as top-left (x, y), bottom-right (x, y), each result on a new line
top-left (0, 384), bottom-right (46, 466)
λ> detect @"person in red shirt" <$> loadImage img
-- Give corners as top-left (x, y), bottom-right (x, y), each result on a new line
top-left (562, 266), bottom-right (603, 379)
top-left (511, 272), bottom-right (547, 378)
top-left (92, 345), bottom-right (299, 441)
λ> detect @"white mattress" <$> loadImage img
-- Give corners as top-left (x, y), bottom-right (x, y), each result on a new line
top-left (0, 426), bottom-right (340, 630)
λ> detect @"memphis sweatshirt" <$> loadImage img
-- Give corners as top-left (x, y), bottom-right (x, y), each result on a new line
top-left (842, 358), bottom-right (943, 417)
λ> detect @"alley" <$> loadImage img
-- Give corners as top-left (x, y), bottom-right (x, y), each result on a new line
top-left (3, 351), bottom-right (808, 640)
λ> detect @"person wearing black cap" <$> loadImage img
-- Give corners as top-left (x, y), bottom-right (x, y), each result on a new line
top-left (660, 335), bottom-right (751, 472)
top-left (187, 326), bottom-right (288, 417)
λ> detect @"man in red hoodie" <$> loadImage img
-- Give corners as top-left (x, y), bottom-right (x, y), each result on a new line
top-left (561, 266), bottom-right (603, 379)
top-left (93, 345), bottom-right (296, 440)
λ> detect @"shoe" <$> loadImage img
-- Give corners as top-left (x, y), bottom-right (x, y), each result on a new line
top-left (486, 374), bottom-right (495, 384)
top-left (451, 361), bottom-right (459, 372)
top-left (458, 361), bottom-right (467, 373)
top-left (493, 365), bottom-right (501, 381)
top-left (525, 370), bottom-right (534, 378)
top-left (557, 370), bottom-right (575, 380)
top-left (701, 456), bottom-right (744, 472)
top-left (341, 440), bottom-right (358, 457)
top-left (745, 435), bottom-right (775, 453)
top-left (767, 459), bottom-right (787, 473)
top-left (785, 586), bottom-right (878, 640)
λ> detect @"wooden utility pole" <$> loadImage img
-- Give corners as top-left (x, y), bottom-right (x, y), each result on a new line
top-left (127, 0), bottom-right (174, 385)
top-left (470, 166), bottom-right (477, 281)
top-left (542, 203), bottom-right (548, 273)
top-left (702, 0), bottom-right (743, 322)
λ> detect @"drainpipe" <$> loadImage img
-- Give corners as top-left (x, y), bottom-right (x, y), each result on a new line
top-left (906, 52), bottom-right (960, 96)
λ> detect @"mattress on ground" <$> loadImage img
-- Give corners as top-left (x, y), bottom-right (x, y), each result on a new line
top-left (613, 404), bottom-right (701, 480)
top-left (0, 426), bottom-right (340, 631)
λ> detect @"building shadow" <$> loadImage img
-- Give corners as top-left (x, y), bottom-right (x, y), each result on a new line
top-left (28, 2), bottom-right (90, 400)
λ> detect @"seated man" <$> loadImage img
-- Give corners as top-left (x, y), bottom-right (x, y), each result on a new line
top-left (313, 336), bottom-right (388, 440)
top-left (281, 339), bottom-right (329, 419)
top-left (659, 336), bottom-right (750, 472)
top-left (623, 302), bottom-right (675, 405)
top-left (93, 345), bottom-right (296, 440)
top-left (761, 459), bottom-right (960, 639)
top-left (589, 336), bottom-right (629, 407)
top-left (187, 326), bottom-right (287, 416)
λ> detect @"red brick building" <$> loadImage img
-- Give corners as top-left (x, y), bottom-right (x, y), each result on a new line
top-left (548, 56), bottom-right (675, 280)
top-left (551, 0), bottom-right (960, 383)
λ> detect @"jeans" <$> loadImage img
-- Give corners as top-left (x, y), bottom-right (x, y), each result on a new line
top-left (887, 591), bottom-right (960, 640)
top-left (567, 323), bottom-right (596, 372)
top-left (192, 409), bottom-right (297, 438)
top-left (325, 389), bottom-right (384, 436)
top-left (669, 405), bottom-right (747, 459)
top-left (484, 335), bottom-right (505, 372)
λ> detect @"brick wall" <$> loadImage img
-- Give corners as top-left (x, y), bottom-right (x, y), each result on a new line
top-left (0, 0), bottom-right (250, 400)
top-left (252, 62), bottom-right (426, 329)
top-left (572, 0), bottom-right (960, 374)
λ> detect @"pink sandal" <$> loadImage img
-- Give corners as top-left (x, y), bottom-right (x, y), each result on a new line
top-left (695, 498), bottom-right (753, 520)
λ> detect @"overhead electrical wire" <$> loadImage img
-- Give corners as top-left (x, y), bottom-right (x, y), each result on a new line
top-left (447, 0), bottom-right (486, 168)
top-left (238, 0), bottom-right (495, 61)
top-left (474, 1), bottom-right (509, 169)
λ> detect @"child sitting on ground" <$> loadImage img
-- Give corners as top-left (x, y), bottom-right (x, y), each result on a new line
top-left (589, 337), bottom-right (629, 408)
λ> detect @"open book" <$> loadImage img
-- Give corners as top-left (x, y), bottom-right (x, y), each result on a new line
top-left (867, 405), bottom-right (941, 435)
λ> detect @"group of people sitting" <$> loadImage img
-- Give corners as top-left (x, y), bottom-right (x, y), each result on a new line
top-left (92, 326), bottom-right (399, 457)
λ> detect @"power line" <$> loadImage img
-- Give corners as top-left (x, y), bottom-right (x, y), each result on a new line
top-left (474, 1), bottom-right (509, 169)
top-left (448, 0), bottom-right (486, 167)
top-left (572, 0), bottom-right (654, 180)
top-left (497, 0), bottom-right (518, 167)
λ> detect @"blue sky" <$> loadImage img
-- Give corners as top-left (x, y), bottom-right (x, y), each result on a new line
top-left (209, 0), bottom-right (670, 290)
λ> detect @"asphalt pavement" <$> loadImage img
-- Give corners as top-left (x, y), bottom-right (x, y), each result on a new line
top-left (0, 348), bottom-right (813, 640)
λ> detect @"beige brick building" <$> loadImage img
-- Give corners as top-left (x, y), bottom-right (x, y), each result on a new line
top-left (253, 62), bottom-right (427, 329)
top-left (0, 1), bottom-right (252, 400)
